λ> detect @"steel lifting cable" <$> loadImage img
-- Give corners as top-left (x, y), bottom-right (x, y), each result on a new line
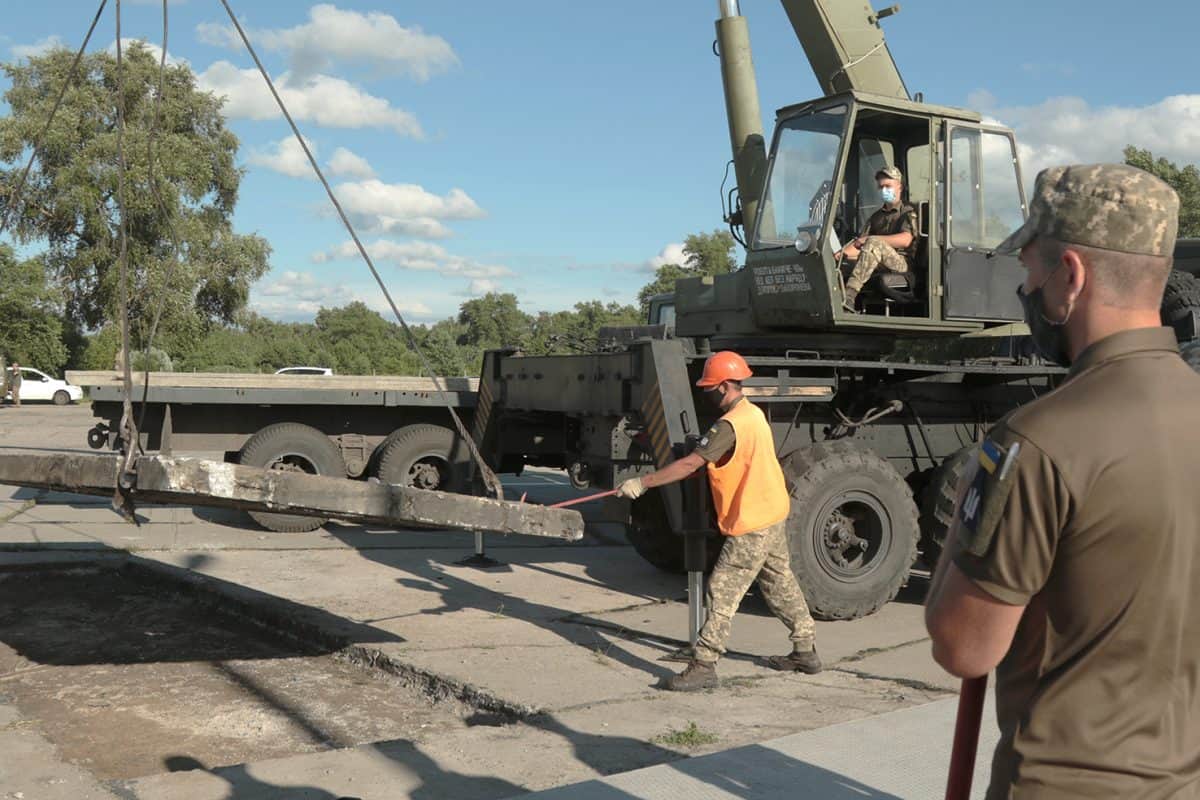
top-left (0, 0), bottom-right (109, 235)
top-left (216, 0), bottom-right (504, 499)
top-left (134, 0), bottom-right (186, 447)
top-left (113, 0), bottom-right (140, 498)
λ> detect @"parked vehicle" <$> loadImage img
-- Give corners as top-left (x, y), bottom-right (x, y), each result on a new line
top-left (6, 368), bottom-right (84, 405)
top-left (275, 366), bottom-right (334, 376)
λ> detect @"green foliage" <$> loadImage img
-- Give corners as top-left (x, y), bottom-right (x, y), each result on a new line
top-left (1123, 146), bottom-right (1200, 237)
top-left (0, 245), bottom-right (68, 370)
top-left (0, 44), bottom-right (270, 345)
top-left (651, 721), bottom-right (719, 748)
top-left (456, 293), bottom-right (532, 350)
top-left (638, 230), bottom-right (737, 311)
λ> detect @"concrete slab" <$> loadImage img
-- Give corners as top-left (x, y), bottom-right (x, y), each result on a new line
top-left (0, 452), bottom-right (586, 541)
top-left (0, 700), bottom-right (121, 800)
top-left (520, 693), bottom-right (1001, 799)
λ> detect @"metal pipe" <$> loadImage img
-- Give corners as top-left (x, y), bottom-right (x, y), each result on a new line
top-left (718, 0), bottom-right (741, 18)
top-left (688, 571), bottom-right (707, 644)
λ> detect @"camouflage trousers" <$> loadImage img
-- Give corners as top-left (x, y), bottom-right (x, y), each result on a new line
top-left (693, 521), bottom-right (816, 664)
top-left (845, 238), bottom-right (909, 292)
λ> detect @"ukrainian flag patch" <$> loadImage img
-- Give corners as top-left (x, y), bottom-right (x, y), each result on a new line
top-left (978, 439), bottom-right (1004, 475)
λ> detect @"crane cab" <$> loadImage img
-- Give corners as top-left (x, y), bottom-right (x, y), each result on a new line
top-left (675, 91), bottom-right (1030, 340)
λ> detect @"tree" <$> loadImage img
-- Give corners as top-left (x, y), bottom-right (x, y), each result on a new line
top-left (456, 293), bottom-right (532, 350)
top-left (0, 245), bottom-right (68, 370)
top-left (1123, 147), bottom-right (1200, 237)
top-left (638, 230), bottom-right (737, 311)
top-left (0, 44), bottom-right (271, 347)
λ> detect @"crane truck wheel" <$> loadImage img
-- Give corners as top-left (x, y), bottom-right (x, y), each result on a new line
top-left (375, 424), bottom-right (471, 493)
top-left (1160, 269), bottom-right (1200, 329)
top-left (783, 440), bottom-right (919, 621)
top-left (625, 492), bottom-right (722, 574)
top-left (917, 445), bottom-right (976, 567)
top-left (239, 422), bottom-right (346, 533)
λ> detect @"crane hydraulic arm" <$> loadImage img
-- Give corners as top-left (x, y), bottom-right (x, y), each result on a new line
top-left (779, 0), bottom-right (909, 99)
top-left (715, 0), bottom-right (908, 243)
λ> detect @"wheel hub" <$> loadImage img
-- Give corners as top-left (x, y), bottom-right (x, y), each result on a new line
top-left (822, 510), bottom-right (869, 568)
top-left (409, 460), bottom-right (443, 490)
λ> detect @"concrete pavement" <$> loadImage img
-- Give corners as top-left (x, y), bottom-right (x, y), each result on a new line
top-left (0, 405), bottom-right (981, 799)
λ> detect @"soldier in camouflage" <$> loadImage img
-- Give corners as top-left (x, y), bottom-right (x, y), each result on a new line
top-left (837, 165), bottom-right (918, 312)
top-left (617, 351), bottom-right (820, 691)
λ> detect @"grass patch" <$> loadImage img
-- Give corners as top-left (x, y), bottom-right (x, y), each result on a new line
top-left (652, 721), bottom-right (719, 748)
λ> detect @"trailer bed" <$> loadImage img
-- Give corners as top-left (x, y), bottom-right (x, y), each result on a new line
top-left (66, 371), bottom-right (479, 407)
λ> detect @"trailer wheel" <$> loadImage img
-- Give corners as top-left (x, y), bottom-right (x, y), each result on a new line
top-left (239, 422), bottom-right (345, 533)
top-left (783, 441), bottom-right (919, 621)
top-left (376, 424), bottom-right (471, 493)
top-left (918, 445), bottom-right (976, 567)
top-left (625, 492), bottom-right (722, 574)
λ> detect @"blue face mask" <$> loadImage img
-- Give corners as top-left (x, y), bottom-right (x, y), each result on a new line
top-left (880, 186), bottom-right (897, 204)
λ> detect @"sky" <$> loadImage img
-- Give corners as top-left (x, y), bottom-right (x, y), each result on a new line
top-left (1, 0), bottom-right (1197, 324)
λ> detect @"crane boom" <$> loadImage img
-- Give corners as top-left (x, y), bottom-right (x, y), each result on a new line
top-left (779, 0), bottom-right (909, 99)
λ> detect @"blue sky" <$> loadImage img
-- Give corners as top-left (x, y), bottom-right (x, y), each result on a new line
top-left (2, 0), bottom-right (1197, 323)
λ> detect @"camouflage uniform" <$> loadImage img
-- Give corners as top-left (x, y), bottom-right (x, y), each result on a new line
top-left (693, 519), bottom-right (815, 663)
top-left (690, 414), bottom-right (816, 665)
top-left (846, 235), bottom-right (911, 293)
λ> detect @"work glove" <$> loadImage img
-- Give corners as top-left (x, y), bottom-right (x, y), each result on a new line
top-left (616, 478), bottom-right (646, 500)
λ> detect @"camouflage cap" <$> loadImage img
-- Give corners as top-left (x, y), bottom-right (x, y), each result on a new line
top-left (875, 165), bottom-right (903, 183)
top-left (995, 163), bottom-right (1179, 257)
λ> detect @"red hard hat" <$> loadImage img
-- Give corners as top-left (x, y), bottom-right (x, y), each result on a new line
top-left (696, 351), bottom-right (752, 388)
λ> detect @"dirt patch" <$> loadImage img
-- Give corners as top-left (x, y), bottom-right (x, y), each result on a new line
top-left (0, 568), bottom-right (468, 780)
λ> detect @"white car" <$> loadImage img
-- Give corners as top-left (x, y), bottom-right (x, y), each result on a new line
top-left (274, 366), bottom-right (334, 376)
top-left (7, 367), bottom-right (84, 405)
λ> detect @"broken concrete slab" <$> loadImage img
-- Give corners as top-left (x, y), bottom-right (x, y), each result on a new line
top-left (0, 452), bottom-right (584, 540)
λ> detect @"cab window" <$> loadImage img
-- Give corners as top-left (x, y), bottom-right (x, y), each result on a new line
top-left (949, 129), bottom-right (1025, 249)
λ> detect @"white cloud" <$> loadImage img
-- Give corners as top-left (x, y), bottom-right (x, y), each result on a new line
top-left (464, 278), bottom-right (500, 295)
top-left (108, 39), bottom-right (189, 67)
top-left (198, 4), bottom-right (458, 82)
top-left (647, 242), bottom-right (686, 272)
top-left (12, 36), bottom-right (64, 59)
top-left (196, 21), bottom-right (242, 50)
top-left (251, 270), bottom-right (431, 321)
top-left (971, 91), bottom-right (1200, 185)
top-left (247, 136), bottom-right (316, 179)
top-left (328, 179), bottom-right (485, 238)
top-left (326, 147), bottom-right (376, 179)
top-left (197, 61), bottom-right (422, 137)
top-left (313, 239), bottom-right (512, 281)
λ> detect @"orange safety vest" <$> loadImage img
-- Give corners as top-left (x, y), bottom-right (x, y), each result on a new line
top-left (706, 397), bottom-right (790, 536)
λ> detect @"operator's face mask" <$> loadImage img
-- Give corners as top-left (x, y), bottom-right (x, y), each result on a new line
top-left (880, 186), bottom-right (897, 205)
top-left (1016, 261), bottom-right (1073, 366)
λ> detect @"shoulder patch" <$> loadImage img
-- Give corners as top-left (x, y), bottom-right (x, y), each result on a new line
top-left (957, 440), bottom-right (1021, 556)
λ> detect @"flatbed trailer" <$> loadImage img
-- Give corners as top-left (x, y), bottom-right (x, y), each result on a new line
top-left (67, 370), bottom-right (483, 532)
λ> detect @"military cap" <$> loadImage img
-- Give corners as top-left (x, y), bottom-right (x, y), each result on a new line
top-left (995, 163), bottom-right (1179, 257)
top-left (875, 165), bottom-right (903, 183)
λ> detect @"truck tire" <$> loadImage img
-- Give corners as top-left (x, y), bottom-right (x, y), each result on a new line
top-left (239, 422), bottom-right (345, 533)
top-left (624, 492), bottom-right (722, 574)
top-left (376, 424), bottom-right (471, 493)
top-left (918, 445), bottom-right (976, 567)
top-left (783, 440), bottom-right (919, 621)
top-left (53, 390), bottom-right (70, 406)
top-left (1182, 340), bottom-right (1200, 373)
top-left (1161, 269), bottom-right (1200, 327)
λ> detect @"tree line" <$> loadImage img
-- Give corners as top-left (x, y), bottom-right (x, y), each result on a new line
top-left (0, 46), bottom-right (1196, 377)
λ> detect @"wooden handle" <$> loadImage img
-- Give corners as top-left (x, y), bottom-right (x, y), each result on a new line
top-left (945, 675), bottom-right (988, 800)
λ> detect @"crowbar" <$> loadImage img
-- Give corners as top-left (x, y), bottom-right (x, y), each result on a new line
top-left (945, 675), bottom-right (988, 800)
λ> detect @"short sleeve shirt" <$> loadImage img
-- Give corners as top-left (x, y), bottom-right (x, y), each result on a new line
top-left (694, 420), bottom-right (736, 464)
top-left (863, 203), bottom-right (918, 264)
top-left (950, 327), bottom-right (1200, 799)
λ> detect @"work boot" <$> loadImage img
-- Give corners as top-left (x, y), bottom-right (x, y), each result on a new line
top-left (841, 287), bottom-right (859, 312)
top-left (664, 660), bottom-right (718, 691)
top-left (760, 646), bottom-right (823, 674)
